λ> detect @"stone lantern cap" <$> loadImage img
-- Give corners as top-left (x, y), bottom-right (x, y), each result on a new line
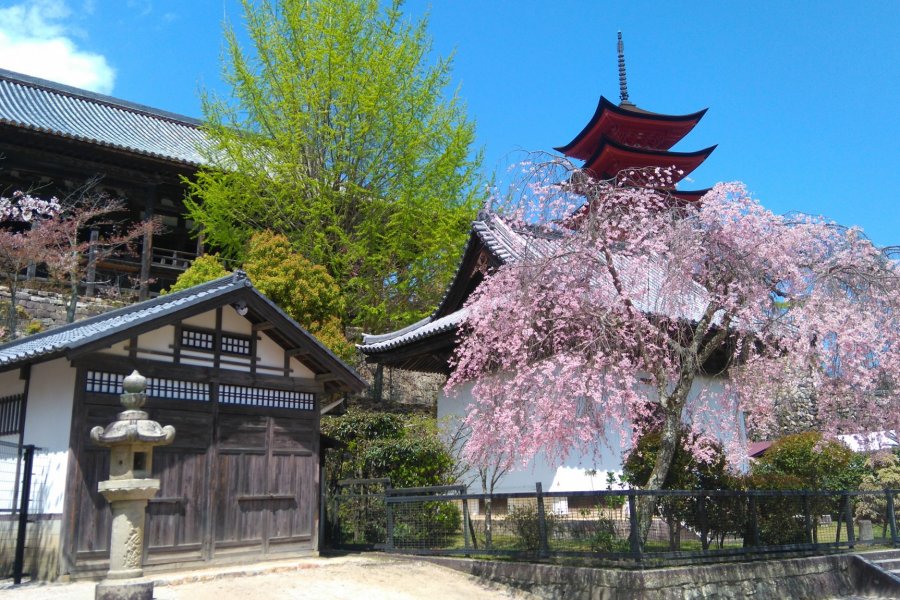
top-left (90, 370), bottom-right (175, 447)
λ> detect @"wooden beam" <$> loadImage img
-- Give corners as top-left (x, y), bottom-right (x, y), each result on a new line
top-left (285, 348), bottom-right (309, 357)
top-left (252, 322), bottom-right (275, 332)
top-left (315, 373), bottom-right (341, 383)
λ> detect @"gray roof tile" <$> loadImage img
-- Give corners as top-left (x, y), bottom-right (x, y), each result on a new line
top-left (0, 274), bottom-right (246, 367)
top-left (359, 211), bottom-right (712, 354)
top-left (0, 68), bottom-right (209, 166)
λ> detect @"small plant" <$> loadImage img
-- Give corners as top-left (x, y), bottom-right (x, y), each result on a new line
top-left (24, 319), bottom-right (43, 335)
top-left (506, 503), bottom-right (556, 553)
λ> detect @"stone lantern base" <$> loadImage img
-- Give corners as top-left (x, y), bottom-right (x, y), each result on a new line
top-left (95, 579), bottom-right (154, 600)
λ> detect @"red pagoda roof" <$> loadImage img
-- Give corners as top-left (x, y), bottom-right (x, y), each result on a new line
top-left (555, 96), bottom-right (708, 160)
top-left (581, 137), bottom-right (716, 185)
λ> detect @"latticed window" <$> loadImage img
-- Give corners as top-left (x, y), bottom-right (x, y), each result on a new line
top-left (219, 385), bottom-right (314, 411)
top-left (0, 393), bottom-right (23, 435)
top-left (85, 371), bottom-right (210, 402)
top-left (181, 327), bottom-right (252, 356)
top-left (220, 334), bottom-right (251, 356)
top-left (181, 328), bottom-right (215, 351)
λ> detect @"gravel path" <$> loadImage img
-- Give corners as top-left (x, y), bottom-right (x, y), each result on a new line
top-left (0, 555), bottom-right (531, 600)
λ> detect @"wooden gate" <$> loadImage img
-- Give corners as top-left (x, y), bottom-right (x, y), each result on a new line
top-left (66, 368), bottom-right (319, 574)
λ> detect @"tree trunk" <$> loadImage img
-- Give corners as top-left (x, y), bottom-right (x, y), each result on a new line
top-left (66, 281), bottom-right (78, 323)
top-left (6, 277), bottom-right (18, 339)
top-left (636, 407), bottom-right (682, 543)
top-left (484, 498), bottom-right (493, 550)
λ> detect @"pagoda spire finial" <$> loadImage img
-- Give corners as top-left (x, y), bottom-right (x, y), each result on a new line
top-left (617, 31), bottom-right (632, 106)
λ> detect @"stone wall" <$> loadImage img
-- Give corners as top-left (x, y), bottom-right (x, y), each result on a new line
top-left (0, 284), bottom-right (122, 337)
top-left (420, 553), bottom-right (900, 599)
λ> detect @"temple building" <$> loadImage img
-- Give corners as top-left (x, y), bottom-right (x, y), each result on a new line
top-left (358, 35), bottom-right (739, 496)
top-left (0, 67), bottom-right (209, 298)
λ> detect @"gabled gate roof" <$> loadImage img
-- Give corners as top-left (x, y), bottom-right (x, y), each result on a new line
top-left (0, 271), bottom-right (366, 392)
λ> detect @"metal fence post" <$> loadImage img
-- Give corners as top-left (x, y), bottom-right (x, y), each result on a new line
top-left (803, 493), bottom-right (813, 544)
top-left (628, 492), bottom-right (642, 563)
top-left (13, 444), bottom-right (35, 585)
top-left (461, 486), bottom-right (471, 555)
top-left (845, 492), bottom-right (855, 548)
top-left (385, 482), bottom-right (394, 551)
top-left (698, 493), bottom-right (709, 551)
top-left (886, 490), bottom-right (898, 547)
top-left (535, 482), bottom-right (549, 558)
top-left (749, 493), bottom-right (760, 549)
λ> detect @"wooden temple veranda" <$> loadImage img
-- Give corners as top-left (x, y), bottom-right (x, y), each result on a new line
top-left (0, 67), bottom-right (211, 297)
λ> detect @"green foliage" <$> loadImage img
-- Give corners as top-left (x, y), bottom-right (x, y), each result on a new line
top-left (623, 428), bottom-right (733, 491)
top-left (749, 432), bottom-right (866, 545)
top-left (242, 231), bottom-right (353, 360)
top-left (855, 451), bottom-right (900, 524)
top-left (166, 234), bottom-right (354, 360)
top-left (167, 254), bottom-right (230, 293)
top-left (571, 510), bottom-right (629, 553)
top-left (186, 0), bottom-right (483, 331)
top-left (505, 503), bottom-right (556, 554)
top-left (322, 408), bottom-right (455, 489)
top-left (623, 427), bottom-right (737, 549)
top-left (752, 431), bottom-right (866, 491)
top-left (393, 501), bottom-right (461, 548)
top-left (24, 319), bottom-right (43, 336)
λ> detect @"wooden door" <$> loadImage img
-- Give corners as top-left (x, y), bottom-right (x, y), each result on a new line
top-left (71, 400), bottom-right (211, 568)
top-left (143, 407), bottom-right (212, 564)
top-left (213, 410), bottom-right (317, 556)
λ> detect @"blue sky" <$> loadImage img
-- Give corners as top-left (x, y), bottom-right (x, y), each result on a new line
top-left (1, 0), bottom-right (898, 246)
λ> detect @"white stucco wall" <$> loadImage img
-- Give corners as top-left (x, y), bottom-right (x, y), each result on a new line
top-left (221, 305), bottom-right (252, 335)
top-left (20, 358), bottom-right (76, 514)
top-left (439, 374), bottom-right (745, 495)
top-left (0, 368), bottom-right (25, 398)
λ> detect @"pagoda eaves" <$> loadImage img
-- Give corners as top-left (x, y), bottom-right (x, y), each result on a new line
top-left (581, 137), bottom-right (717, 186)
top-left (555, 96), bottom-right (708, 160)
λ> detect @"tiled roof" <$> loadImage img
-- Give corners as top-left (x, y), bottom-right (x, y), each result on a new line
top-left (360, 211), bottom-right (712, 354)
top-left (0, 68), bottom-right (209, 166)
top-left (0, 273), bottom-right (248, 368)
top-left (360, 309), bottom-right (467, 353)
top-left (0, 272), bottom-right (366, 393)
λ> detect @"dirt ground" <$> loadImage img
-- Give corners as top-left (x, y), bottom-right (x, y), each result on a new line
top-left (0, 555), bottom-right (532, 600)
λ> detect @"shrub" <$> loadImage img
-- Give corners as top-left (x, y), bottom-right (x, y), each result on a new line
top-left (506, 503), bottom-right (556, 554)
top-left (752, 431), bottom-right (866, 491)
top-left (855, 451), bottom-right (900, 530)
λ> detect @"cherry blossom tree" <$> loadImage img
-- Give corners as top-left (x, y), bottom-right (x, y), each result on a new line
top-left (0, 192), bottom-right (61, 337)
top-left (447, 161), bottom-right (900, 538)
top-left (41, 193), bottom-right (159, 323)
top-left (0, 189), bottom-right (157, 335)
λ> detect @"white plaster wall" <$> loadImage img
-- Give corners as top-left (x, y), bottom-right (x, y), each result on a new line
top-left (221, 305), bottom-right (252, 335)
top-left (182, 310), bottom-right (216, 329)
top-left (0, 368), bottom-right (25, 397)
top-left (257, 332), bottom-right (284, 369)
top-left (21, 358), bottom-right (75, 514)
top-left (256, 333), bottom-right (315, 379)
top-left (137, 325), bottom-right (175, 354)
top-left (439, 373), bottom-right (745, 495)
top-left (289, 355), bottom-right (315, 378)
top-left (98, 339), bottom-right (129, 357)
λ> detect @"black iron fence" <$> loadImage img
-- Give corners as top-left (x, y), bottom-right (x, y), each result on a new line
top-left (0, 441), bottom-right (37, 583)
top-left (328, 482), bottom-right (900, 564)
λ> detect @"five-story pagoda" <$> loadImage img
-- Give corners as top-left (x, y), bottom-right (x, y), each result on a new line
top-left (556, 33), bottom-right (715, 202)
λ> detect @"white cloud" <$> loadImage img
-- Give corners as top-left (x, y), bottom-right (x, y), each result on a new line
top-left (0, 0), bottom-right (115, 94)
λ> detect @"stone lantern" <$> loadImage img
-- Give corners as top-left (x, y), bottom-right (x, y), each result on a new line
top-left (90, 370), bottom-right (175, 600)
